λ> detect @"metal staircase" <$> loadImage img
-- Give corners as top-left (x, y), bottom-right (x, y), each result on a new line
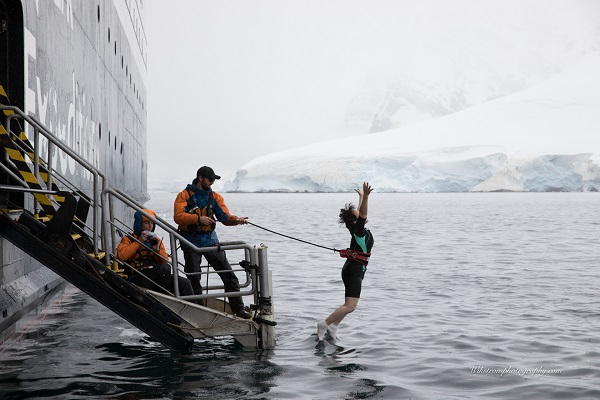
top-left (0, 91), bottom-right (276, 352)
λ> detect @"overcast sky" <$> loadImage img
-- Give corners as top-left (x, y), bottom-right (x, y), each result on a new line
top-left (145, 0), bottom-right (600, 190)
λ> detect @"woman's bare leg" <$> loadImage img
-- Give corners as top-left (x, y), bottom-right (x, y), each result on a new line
top-left (325, 297), bottom-right (359, 327)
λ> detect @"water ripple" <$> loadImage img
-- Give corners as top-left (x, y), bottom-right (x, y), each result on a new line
top-left (1, 193), bottom-right (600, 399)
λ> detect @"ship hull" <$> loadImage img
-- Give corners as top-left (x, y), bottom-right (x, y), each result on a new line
top-left (0, 0), bottom-right (147, 341)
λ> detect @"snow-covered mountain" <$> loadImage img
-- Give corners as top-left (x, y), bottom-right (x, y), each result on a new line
top-left (224, 51), bottom-right (600, 193)
top-left (343, 3), bottom-right (600, 135)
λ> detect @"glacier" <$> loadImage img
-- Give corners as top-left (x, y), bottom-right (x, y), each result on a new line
top-left (224, 51), bottom-right (600, 193)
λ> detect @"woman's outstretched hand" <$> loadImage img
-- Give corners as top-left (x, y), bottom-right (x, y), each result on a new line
top-left (355, 182), bottom-right (373, 197)
top-left (362, 182), bottom-right (373, 196)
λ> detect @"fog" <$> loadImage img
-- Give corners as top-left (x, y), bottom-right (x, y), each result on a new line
top-left (145, 0), bottom-right (600, 191)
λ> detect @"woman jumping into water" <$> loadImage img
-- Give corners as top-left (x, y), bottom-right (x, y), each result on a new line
top-left (317, 181), bottom-right (374, 341)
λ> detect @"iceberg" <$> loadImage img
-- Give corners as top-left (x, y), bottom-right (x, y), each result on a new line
top-left (224, 52), bottom-right (600, 193)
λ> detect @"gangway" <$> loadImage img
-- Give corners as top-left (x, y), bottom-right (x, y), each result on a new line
top-left (0, 102), bottom-right (276, 352)
top-left (102, 188), bottom-right (276, 349)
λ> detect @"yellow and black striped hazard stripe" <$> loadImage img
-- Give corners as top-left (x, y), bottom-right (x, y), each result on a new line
top-left (0, 84), bottom-right (64, 216)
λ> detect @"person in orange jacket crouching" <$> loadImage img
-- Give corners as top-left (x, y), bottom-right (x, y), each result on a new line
top-left (117, 209), bottom-right (193, 297)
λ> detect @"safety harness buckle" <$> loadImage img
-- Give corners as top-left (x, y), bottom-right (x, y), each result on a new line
top-left (338, 248), bottom-right (370, 266)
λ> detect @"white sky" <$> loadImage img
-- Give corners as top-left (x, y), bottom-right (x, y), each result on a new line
top-left (145, 0), bottom-right (600, 189)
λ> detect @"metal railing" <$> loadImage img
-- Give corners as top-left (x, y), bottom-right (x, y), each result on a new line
top-left (0, 104), bottom-right (271, 317)
top-left (102, 188), bottom-right (265, 306)
top-left (1, 105), bottom-right (106, 254)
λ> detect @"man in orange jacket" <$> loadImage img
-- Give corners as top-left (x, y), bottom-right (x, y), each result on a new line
top-left (117, 209), bottom-right (193, 297)
top-left (173, 166), bottom-right (250, 319)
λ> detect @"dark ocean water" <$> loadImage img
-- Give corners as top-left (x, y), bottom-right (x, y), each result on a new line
top-left (1, 192), bottom-right (600, 399)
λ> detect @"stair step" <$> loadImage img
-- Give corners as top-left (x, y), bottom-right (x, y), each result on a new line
top-left (0, 209), bottom-right (24, 220)
top-left (35, 215), bottom-right (50, 223)
top-left (89, 251), bottom-right (105, 260)
top-left (110, 260), bottom-right (128, 278)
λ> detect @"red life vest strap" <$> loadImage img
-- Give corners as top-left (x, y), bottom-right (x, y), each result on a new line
top-left (339, 248), bottom-right (370, 266)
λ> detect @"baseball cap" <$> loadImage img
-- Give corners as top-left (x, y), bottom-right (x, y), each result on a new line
top-left (197, 166), bottom-right (221, 180)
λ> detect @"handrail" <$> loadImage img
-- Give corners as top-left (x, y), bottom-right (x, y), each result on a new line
top-left (102, 188), bottom-right (257, 303)
top-left (1, 105), bottom-right (106, 254)
top-left (106, 211), bottom-right (252, 291)
top-left (0, 185), bottom-right (63, 195)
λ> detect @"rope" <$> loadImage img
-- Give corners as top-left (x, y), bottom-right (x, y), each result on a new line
top-left (248, 222), bottom-right (339, 253)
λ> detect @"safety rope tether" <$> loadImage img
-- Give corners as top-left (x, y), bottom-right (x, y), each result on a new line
top-left (248, 222), bottom-right (337, 252)
top-left (247, 222), bottom-right (371, 265)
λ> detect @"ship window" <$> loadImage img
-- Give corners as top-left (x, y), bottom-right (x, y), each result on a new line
top-left (114, 137), bottom-right (117, 151)
top-left (114, 41), bottom-right (117, 55)
top-left (99, 123), bottom-right (102, 140)
top-left (97, 5), bottom-right (100, 22)
top-left (121, 56), bottom-right (123, 68)
top-left (108, 27), bottom-right (110, 43)
top-left (120, 142), bottom-right (123, 155)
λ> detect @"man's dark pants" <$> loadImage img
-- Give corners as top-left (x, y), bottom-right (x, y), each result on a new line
top-left (182, 245), bottom-right (244, 312)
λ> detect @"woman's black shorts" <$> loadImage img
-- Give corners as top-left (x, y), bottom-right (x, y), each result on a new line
top-left (341, 261), bottom-right (366, 298)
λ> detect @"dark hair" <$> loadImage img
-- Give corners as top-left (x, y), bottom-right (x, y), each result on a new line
top-left (339, 203), bottom-right (357, 228)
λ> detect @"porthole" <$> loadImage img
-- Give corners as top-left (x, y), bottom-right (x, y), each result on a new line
top-left (97, 5), bottom-right (100, 23)
top-left (108, 27), bottom-right (110, 43)
top-left (98, 123), bottom-right (102, 140)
